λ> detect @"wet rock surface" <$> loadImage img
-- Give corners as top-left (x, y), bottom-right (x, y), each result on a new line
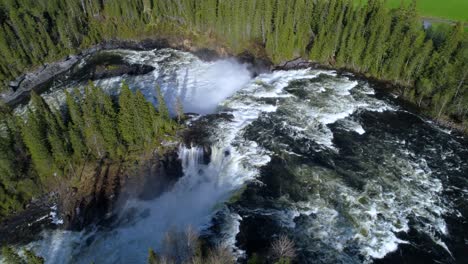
top-left (0, 147), bottom-right (184, 246)
top-left (0, 194), bottom-right (57, 246)
top-left (60, 149), bottom-right (184, 231)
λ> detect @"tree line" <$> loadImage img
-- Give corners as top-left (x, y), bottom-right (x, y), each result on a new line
top-left (0, 0), bottom-right (466, 218)
top-left (0, 83), bottom-right (177, 219)
top-left (0, 0), bottom-right (466, 126)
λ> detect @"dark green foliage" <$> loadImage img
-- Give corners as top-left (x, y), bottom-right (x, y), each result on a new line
top-left (0, 104), bottom-right (37, 219)
top-left (155, 85), bottom-right (170, 121)
top-left (21, 93), bottom-right (57, 181)
top-left (0, 83), bottom-right (176, 220)
top-left (119, 83), bottom-right (175, 152)
top-left (147, 248), bottom-right (159, 264)
top-left (1, 247), bottom-right (22, 264)
top-left (0, 247), bottom-right (44, 264)
top-left (0, 0), bottom-right (465, 125)
top-left (175, 96), bottom-right (185, 123)
top-left (247, 253), bottom-right (263, 264)
top-left (24, 250), bottom-right (45, 264)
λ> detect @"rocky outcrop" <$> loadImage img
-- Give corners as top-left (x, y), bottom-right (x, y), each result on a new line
top-left (0, 194), bottom-right (57, 246)
top-left (274, 57), bottom-right (317, 71)
top-left (237, 51), bottom-right (272, 77)
top-left (3, 57), bottom-right (81, 106)
top-left (0, 39), bottom-right (169, 107)
top-left (60, 149), bottom-right (183, 231)
top-left (70, 51), bottom-right (156, 83)
top-left (91, 64), bottom-right (155, 80)
top-left (0, 38), bottom-right (272, 108)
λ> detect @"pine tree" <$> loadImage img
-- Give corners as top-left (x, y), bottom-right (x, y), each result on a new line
top-left (118, 82), bottom-right (137, 147)
top-left (155, 85), bottom-right (169, 120)
top-left (175, 96), bottom-right (185, 123)
top-left (82, 84), bottom-right (107, 159)
top-left (21, 93), bottom-right (56, 181)
top-left (24, 249), bottom-right (45, 264)
top-left (134, 90), bottom-right (154, 147)
top-left (1, 246), bottom-right (22, 264)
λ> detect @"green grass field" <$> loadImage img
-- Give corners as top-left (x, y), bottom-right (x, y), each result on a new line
top-left (384, 0), bottom-right (468, 21)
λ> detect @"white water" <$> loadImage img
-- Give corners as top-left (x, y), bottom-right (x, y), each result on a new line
top-left (28, 145), bottom-right (251, 263)
top-left (15, 49), bottom-right (459, 264)
top-left (30, 49), bottom-right (252, 116)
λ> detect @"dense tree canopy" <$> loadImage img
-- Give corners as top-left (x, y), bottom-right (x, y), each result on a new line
top-left (0, 0), bottom-right (466, 219)
top-left (0, 0), bottom-right (466, 125)
top-left (0, 83), bottom-right (177, 219)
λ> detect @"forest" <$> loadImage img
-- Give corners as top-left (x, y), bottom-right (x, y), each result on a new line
top-left (0, 83), bottom-right (177, 219)
top-left (0, 0), bottom-right (466, 128)
top-left (0, 0), bottom-right (467, 219)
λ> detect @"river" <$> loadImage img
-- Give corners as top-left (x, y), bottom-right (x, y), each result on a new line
top-left (7, 48), bottom-right (468, 264)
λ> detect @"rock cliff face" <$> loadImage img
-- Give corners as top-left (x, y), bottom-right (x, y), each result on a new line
top-left (60, 149), bottom-right (184, 231)
top-left (0, 193), bottom-right (57, 245)
top-left (3, 57), bottom-right (81, 106)
top-left (0, 38), bottom-right (272, 108)
top-left (0, 148), bottom-right (184, 245)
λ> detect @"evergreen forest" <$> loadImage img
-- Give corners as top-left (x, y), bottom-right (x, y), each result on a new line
top-left (0, 83), bottom-right (177, 219)
top-left (0, 1), bottom-right (467, 262)
top-left (0, 0), bottom-right (466, 127)
top-left (0, 0), bottom-right (467, 219)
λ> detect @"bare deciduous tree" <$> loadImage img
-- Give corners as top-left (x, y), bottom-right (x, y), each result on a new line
top-left (162, 225), bottom-right (201, 264)
top-left (205, 245), bottom-right (236, 264)
top-left (151, 226), bottom-right (236, 264)
top-left (270, 235), bottom-right (296, 261)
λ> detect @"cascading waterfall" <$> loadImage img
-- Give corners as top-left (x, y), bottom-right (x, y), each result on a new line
top-left (8, 48), bottom-right (467, 264)
top-left (27, 144), bottom-right (252, 264)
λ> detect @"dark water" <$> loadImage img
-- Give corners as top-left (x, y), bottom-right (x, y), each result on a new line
top-left (207, 74), bottom-right (468, 264)
top-left (9, 49), bottom-right (467, 264)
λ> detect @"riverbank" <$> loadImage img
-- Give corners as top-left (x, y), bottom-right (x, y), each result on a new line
top-left (0, 37), bottom-right (272, 108)
top-left (2, 37), bottom-right (465, 135)
top-left (0, 144), bottom-right (183, 246)
top-left (0, 39), bottom-right (465, 244)
top-left (274, 57), bottom-right (468, 135)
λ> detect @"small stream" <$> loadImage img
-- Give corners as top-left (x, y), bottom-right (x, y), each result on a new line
top-left (7, 49), bottom-right (468, 264)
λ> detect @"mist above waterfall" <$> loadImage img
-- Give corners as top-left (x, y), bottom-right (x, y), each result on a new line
top-left (14, 49), bottom-right (468, 264)
top-left (33, 49), bottom-right (252, 116)
top-left (171, 59), bottom-right (252, 114)
top-left (98, 50), bottom-right (253, 115)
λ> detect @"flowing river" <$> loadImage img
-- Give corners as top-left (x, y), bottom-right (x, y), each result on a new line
top-left (9, 49), bottom-right (468, 263)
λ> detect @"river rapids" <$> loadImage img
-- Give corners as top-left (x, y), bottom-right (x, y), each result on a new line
top-left (7, 49), bottom-right (468, 264)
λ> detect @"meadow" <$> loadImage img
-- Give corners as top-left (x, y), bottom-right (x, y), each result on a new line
top-left (384, 0), bottom-right (467, 21)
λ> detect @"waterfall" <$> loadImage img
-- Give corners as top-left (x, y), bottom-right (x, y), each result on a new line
top-left (11, 48), bottom-right (467, 264)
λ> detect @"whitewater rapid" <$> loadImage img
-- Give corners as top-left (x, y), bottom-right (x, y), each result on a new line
top-left (11, 49), bottom-right (467, 264)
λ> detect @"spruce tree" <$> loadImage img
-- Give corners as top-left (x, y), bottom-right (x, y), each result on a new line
top-left (1, 246), bottom-right (22, 264)
top-left (24, 249), bottom-right (45, 264)
top-left (21, 93), bottom-right (55, 181)
top-left (118, 83), bottom-right (137, 147)
top-left (155, 85), bottom-right (170, 120)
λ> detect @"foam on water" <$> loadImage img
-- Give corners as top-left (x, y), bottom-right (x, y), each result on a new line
top-left (28, 144), bottom-right (255, 263)
top-left (16, 49), bottom-right (251, 116)
top-left (13, 48), bottom-right (464, 264)
top-left (214, 69), bottom-right (458, 263)
top-left (256, 149), bottom-right (452, 262)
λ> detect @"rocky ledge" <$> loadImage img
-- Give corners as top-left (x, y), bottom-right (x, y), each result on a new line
top-left (1, 38), bottom-right (273, 108)
top-left (0, 147), bottom-right (183, 246)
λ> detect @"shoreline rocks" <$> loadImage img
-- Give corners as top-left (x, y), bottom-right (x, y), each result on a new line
top-left (0, 146), bottom-right (184, 246)
top-left (0, 38), bottom-right (231, 108)
top-left (0, 193), bottom-right (58, 246)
